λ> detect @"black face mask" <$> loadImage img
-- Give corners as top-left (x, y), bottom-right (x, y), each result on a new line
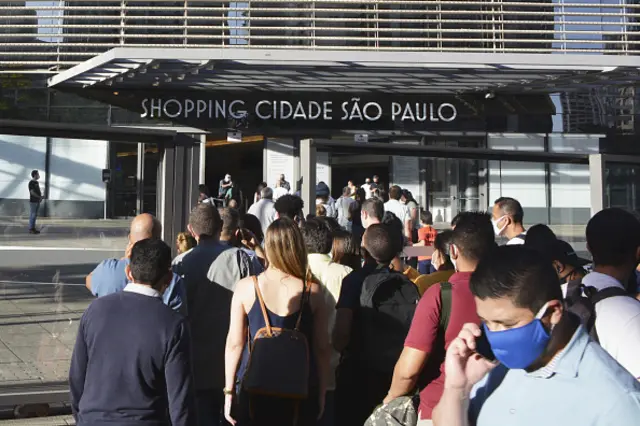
top-left (559, 267), bottom-right (586, 285)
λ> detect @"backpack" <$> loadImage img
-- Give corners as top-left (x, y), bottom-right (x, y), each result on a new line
top-left (365, 395), bottom-right (419, 426)
top-left (357, 268), bottom-right (421, 373)
top-left (565, 279), bottom-right (633, 343)
top-left (363, 282), bottom-right (452, 426)
top-left (242, 276), bottom-right (310, 399)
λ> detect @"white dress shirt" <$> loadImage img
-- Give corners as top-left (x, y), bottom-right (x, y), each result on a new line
top-left (123, 283), bottom-right (162, 298)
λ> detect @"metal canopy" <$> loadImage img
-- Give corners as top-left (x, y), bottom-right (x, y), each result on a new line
top-left (48, 48), bottom-right (640, 94)
top-left (0, 119), bottom-right (197, 146)
top-left (314, 140), bottom-right (589, 164)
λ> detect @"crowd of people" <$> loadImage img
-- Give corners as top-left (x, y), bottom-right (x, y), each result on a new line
top-left (70, 177), bottom-right (640, 426)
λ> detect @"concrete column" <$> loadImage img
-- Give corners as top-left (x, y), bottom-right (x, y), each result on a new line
top-left (300, 139), bottom-right (317, 217)
top-left (293, 138), bottom-right (301, 193)
top-left (419, 138), bottom-right (428, 211)
top-left (199, 134), bottom-right (207, 184)
top-left (158, 143), bottom-right (175, 246)
top-left (589, 154), bottom-right (605, 216)
top-left (136, 142), bottom-right (145, 214)
top-left (157, 138), bottom-right (200, 256)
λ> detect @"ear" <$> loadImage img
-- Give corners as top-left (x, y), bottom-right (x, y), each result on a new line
top-left (547, 299), bottom-right (564, 327)
top-left (187, 224), bottom-right (196, 239)
top-left (449, 244), bottom-right (459, 260)
top-left (552, 260), bottom-right (564, 275)
top-left (125, 264), bottom-right (134, 283)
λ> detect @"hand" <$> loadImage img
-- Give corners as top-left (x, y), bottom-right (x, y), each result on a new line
top-left (238, 229), bottom-right (258, 251)
top-left (382, 394), bottom-right (394, 405)
top-left (224, 393), bottom-right (236, 425)
top-left (444, 323), bottom-right (498, 394)
top-left (316, 392), bottom-right (326, 420)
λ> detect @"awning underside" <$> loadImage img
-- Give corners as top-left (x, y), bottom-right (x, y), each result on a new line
top-left (48, 48), bottom-right (640, 94)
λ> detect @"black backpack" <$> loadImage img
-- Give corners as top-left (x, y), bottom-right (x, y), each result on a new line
top-left (357, 268), bottom-right (421, 373)
top-left (565, 279), bottom-right (634, 343)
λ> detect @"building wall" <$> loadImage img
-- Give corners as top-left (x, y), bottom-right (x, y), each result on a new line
top-left (0, 135), bottom-right (47, 217)
top-left (0, 135), bottom-right (107, 219)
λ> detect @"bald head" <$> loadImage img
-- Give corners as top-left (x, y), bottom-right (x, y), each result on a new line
top-left (129, 213), bottom-right (162, 243)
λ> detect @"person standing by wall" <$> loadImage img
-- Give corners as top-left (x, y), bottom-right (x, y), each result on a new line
top-left (28, 169), bottom-right (43, 234)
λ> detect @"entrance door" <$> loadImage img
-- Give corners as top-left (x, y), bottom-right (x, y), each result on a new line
top-left (605, 162), bottom-right (640, 212)
top-left (424, 137), bottom-right (487, 224)
top-left (108, 142), bottom-right (159, 218)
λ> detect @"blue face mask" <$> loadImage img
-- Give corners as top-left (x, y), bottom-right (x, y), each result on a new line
top-left (483, 302), bottom-right (551, 370)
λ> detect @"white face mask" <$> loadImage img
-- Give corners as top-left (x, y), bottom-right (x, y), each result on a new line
top-left (491, 216), bottom-right (507, 236)
top-left (431, 250), bottom-right (441, 270)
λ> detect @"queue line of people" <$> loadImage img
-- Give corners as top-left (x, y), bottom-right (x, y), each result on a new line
top-left (70, 191), bottom-right (640, 426)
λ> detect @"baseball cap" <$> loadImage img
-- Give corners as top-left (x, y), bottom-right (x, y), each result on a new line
top-left (554, 239), bottom-right (591, 268)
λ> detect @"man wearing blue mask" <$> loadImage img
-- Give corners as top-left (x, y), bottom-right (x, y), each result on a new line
top-left (432, 245), bottom-right (640, 426)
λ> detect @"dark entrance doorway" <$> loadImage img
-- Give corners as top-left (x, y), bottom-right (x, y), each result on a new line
top-left (205, 139), bottom-right (263, 210)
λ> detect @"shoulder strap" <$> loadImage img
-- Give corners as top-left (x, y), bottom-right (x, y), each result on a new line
top-left (590, 286), bottom-right (633, 304)
top-left (251, 276), bottom-right (273, 337)
top-left (439, 282), bottom-right (453, 332)
top-left (565, 278), bottom-right (582, 298)
top-left (294, 281), bottom-right (310, 331)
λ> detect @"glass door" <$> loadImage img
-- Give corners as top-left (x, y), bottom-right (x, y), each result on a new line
top-left (605, 163), bottom-right (640, 213)
top-left (424, 136), bottom-right (487, 224)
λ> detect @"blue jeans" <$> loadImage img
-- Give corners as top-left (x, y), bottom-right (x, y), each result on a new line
top-left (418, 259), bottom-right (432, 275)
top-left (29, 202), bottom-right (40, 230)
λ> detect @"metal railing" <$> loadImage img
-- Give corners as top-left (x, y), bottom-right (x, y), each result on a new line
top-left (2, 0), bottom-right (640, 69)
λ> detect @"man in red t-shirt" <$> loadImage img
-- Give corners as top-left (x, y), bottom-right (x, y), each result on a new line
top-left (383, 212), bottom-right (496, 425)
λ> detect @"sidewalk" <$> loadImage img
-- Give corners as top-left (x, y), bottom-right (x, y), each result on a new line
top-left (0, 416), bottom-right (74, 425)
top-left (0, 218), bottom-right (129, 229)
top-left (0, 281), bottom-right (90, 388)
top-left (0, 220), bottom-right (128, 250)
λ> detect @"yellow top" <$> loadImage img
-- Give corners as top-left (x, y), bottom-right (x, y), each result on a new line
top-left (414, 270), bottom-right (456, 296)
top-left (403, 266), bottom-right (421, 283)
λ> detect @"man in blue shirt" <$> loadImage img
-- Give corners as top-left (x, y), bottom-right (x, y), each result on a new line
top-left (85, 213), bottom-right (186, 315)
top-left (432, 246), bottom-right (640, 426)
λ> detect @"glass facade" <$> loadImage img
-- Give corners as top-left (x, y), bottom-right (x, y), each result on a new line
top-left (3, 1), bottom-right (640, 70)
top-left (2, 1), bottom-right (640, 409)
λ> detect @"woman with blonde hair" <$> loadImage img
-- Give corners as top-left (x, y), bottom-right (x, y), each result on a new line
top-left (175, 231), bottom-right (197, 255)
top-left (224, 217), bottom-right (330, 426)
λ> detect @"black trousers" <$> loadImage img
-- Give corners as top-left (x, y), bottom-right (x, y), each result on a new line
top-left (235, 390), bottom-right (319, 426)
top-left (334, 361), bottom-right (392, 426)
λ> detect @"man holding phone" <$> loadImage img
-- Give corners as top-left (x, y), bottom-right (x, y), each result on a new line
top-left (383, 212), bottom-right (496, 425)
top-left (433, 246), bottom-right (640, 426)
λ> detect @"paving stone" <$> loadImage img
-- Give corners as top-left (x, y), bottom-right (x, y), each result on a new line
top-left (0, 344), bottom-right (20, 364)
top-left (0, 333), bottom-right (60, 348)
top-left (0, 323), bottom-right (49, 337)
top-left (0, 362), bottom-right (43, 383)
top-left (9, 345), bottom-right (72, 364)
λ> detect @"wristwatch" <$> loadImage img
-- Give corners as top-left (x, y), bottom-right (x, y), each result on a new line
top-left (223, 387), bottom-right (234, 396)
